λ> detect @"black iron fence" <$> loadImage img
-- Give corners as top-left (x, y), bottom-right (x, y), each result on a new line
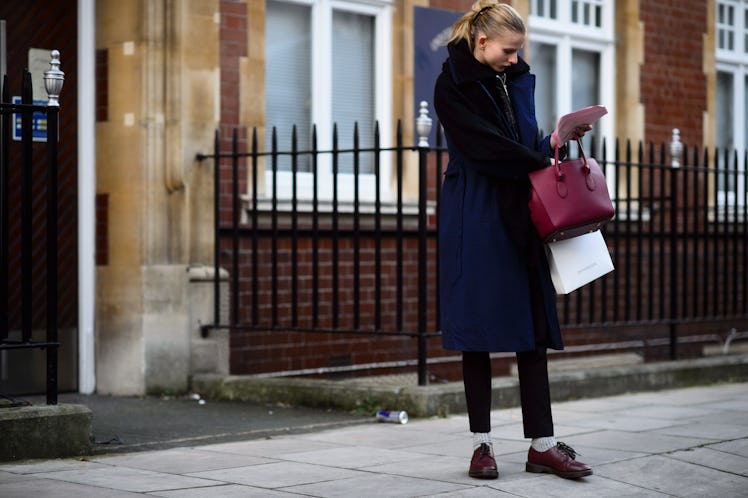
top-left (0, 52), bottom-right (64, 404)
top-left (198, 116), bottom-right (748, 385)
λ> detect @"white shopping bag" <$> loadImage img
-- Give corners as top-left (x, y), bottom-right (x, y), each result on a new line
top-left (545, 231), bottom-right (614, 294)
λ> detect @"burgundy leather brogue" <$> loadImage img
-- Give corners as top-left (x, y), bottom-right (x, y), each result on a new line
top-left (525, 442), bottom-right (592, 479)
top-left (469, 443), bottom-right (499, 479)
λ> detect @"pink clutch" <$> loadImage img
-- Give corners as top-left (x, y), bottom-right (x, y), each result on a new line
top-left (528, 140), bottom-right (614, 243)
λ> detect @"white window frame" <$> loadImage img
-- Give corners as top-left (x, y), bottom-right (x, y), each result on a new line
top-left (716, 0), bottom-right (748, 207)
top-left (265, 0), bottom-right (394, 204)
top-left (529, 0), bottom-right (615, 147)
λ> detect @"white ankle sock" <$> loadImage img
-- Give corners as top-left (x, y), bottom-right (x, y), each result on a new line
top-left (531, 436), bottom-right (557, 452)
top-left (473, 432), bottom-right (492, 450)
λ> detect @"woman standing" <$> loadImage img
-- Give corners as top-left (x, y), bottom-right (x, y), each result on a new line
top-left (434, 1), bottom-right (593, 480)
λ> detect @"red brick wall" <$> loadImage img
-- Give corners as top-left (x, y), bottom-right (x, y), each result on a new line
top-left (640, 1), bottom-right (708, 145)
top-left (430, 0), bottom-right (476, 11)
top-left (219, 0), bottom-right (249, 226)
top-left (221, 233), bottom-right (445, 376)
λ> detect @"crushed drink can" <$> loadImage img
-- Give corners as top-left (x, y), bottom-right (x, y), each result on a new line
top-left (376, 410), bottom-right (408, 424)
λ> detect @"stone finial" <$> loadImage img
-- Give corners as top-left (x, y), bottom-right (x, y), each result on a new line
top-left (416, 101), bottom-right (432, 148)
top-left (43, 50), bottom-right (64, 107)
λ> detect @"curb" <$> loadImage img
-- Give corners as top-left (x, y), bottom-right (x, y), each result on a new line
top-left (0, 404), bottom-right (92, 461)
top-left (192, 354), bottom-right (748, 418)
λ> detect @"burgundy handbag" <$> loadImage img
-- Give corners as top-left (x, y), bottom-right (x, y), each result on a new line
top-left (528, 140), bottom-right (614, 243)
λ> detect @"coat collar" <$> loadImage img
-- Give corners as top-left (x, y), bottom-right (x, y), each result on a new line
top-left (445, 39), bottom-right (530, 87)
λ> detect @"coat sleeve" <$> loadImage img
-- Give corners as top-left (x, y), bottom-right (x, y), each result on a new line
top-left (434, 73), bottom-right (550, 180)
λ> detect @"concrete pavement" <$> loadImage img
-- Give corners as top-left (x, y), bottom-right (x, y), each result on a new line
top-left (1, 381), bottom-right (746, 497)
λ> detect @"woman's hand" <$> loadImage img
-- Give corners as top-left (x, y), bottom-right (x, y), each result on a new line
top-left (551, 124), bottom-right (593, 148)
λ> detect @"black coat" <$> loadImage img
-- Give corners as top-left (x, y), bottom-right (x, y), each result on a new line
top-left (434, 40), bottom-right (563, 352)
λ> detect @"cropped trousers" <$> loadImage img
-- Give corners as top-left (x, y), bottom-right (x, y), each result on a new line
top-left (461, 269), bottom-right (554, 438)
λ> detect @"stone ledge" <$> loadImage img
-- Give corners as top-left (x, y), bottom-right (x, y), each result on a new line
top-left (192, 354), bottom-right (748, 418)
top-left (0, 404), bottom-right (92, 461)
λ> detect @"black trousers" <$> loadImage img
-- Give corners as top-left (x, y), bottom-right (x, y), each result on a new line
top-left (462, 349), bottom-right (553, 438)
top-left (462, 270), bottom-right (554, 438)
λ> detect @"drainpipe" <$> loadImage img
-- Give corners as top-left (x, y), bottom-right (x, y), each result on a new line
top-left (77, 0), bottom-right (96, 393)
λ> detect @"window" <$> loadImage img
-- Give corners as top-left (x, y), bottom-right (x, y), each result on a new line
top-left (716, 0), bottom-right (748, 205)
top-left (717, 1), bottom-right (736, 52)
top-left (332, 9), bottom-right (376, 174)
top-left (264, 0), bottom-right (393, 202)
top-left (529, 0), bottom-right (614, 153)
top-left (265, 1), bottom-right (312, 172)
top-left (571, 0), bottom-right (603, 28)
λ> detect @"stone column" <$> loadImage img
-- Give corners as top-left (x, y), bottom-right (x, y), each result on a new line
top-left (95, 0), bottom-right (220, 395)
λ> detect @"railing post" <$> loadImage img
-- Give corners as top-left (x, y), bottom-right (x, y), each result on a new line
top-left (231, 129), bottom-right (240, 326)
top-left (669, 128), bottom-right (682, 360)
top-left (43, 49), bottom-right (64, 405)
top-left (416, 101), bottom-right (432, 386)
top-left (209, 129), bottom-right (219, 337)
top-left (0, 74), bottom-right (8, 342)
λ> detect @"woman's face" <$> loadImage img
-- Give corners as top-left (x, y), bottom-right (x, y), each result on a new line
top-left (473, 31), bottom-right (525, 73)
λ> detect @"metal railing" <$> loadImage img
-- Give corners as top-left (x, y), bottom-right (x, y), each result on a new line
top-left (198, 105), bottom-right (748, 385)
top-left (0, 51), bottom-right (64, 405)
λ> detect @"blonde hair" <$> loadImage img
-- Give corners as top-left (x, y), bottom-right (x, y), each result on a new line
top-left (447, 1), bottom-right (526, 52)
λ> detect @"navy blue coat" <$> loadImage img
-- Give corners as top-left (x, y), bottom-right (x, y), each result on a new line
top-left (434, 41), bottom-right (563, 353)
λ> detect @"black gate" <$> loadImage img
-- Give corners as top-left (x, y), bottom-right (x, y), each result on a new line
top-left (0, 51), bottom-right (63, 405)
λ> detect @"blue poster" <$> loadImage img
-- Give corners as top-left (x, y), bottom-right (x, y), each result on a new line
top-left (12, 96), bottom-right (48, 142)
top-left (414, 6), bottom-right (460, 146)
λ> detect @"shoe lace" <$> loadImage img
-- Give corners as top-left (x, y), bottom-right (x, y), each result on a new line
top-left (478, 443), bottom-right (492, 456)
top-left (556, 442), bottom-right (580, 460)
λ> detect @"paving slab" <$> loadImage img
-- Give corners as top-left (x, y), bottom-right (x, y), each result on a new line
top-left (283, 445), bottom-right (426, 469)
top-left (691, 410), bottom-right (748, 425)
top-left (650, 421), bottom-right (748, 440)
top-left (406, 436), bottom-right (528, 458)
top-left (558, 412), bottom-right (687, 432)
top-left (361, 453), bottom-right (485, 484)
top-left (34, 466), bottom-right (223, 494)
top-left (150, 484), bottom-right (304, 497)
top-left (283, 472), bottom-right (471, 497)
top-left (90, 447), bottom-right (274, 474)
top-left (0, 478), bottom-right (145, 498)
top-left (289, 422), bottom-right (462, 451)
top-left (187, 461), bottom-right (363, 489)
top-left (708, 438), bottom-right (748, 457)
top-left (0, 469), bottom-right (28, 484)
top-left (618, 383), bottom-right (748, 406)
top-left (565, 429), bottom-right (712, 454)
top-left (194, 437), bottom-right (340, 457)
top-left (596, 454), bottom-right (747, 498)
top-left (602, 403), bottom-right (718, 420)
top-left (493, 472), bottom-right (671, 497)
top-left (428, 487), bottom-right (516, 497)
top-left (667, 445), bottom-right (748, 477)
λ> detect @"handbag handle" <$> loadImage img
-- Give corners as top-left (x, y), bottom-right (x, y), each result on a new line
top-left (553, 139), bottom-right (596, 191)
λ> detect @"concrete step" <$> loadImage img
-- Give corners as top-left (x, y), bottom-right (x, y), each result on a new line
top-left (0, 403), bottom-right (92, 461)
top-left (193, 354), bottom-right (748, 419)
